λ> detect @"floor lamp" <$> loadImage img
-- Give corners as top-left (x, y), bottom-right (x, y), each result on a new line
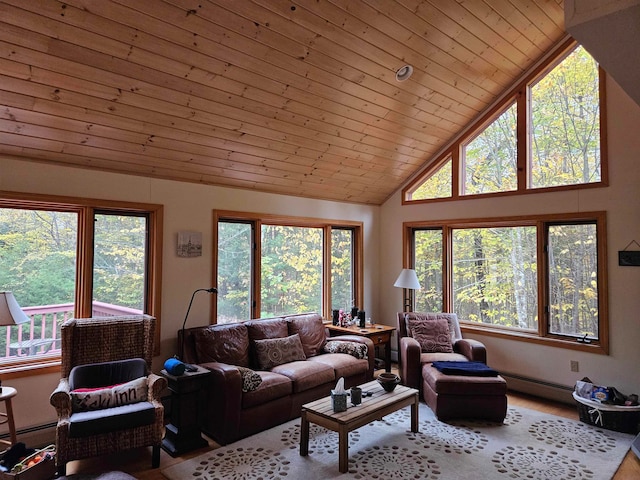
top-left (393, 269), bottom-right (420, 312)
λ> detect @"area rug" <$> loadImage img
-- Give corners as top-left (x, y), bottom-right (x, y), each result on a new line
top-left (162, 403), bottom-right (634, 480)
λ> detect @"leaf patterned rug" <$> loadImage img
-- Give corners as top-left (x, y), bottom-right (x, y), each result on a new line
top-left (161, 402), bottom-right (633, 480)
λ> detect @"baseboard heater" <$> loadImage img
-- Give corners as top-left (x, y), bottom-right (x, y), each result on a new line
top-left (0, 421), bottom-right (57, 447)
top-left (500, 371), bottom-right (575, 405)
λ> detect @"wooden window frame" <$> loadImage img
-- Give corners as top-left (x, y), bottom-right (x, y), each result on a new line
top-left (403, 38), bottom-right (608, 204)
top-left (0, 190), bottom-right (163, 377)
top-left (213, 210), bottom-right (363, 322)
top-left (403, 211), bottom-right (608, 354)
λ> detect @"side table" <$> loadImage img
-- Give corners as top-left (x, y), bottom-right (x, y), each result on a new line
top-left (161, 365), bottom-right (211, 456)
top-left (0, 386), bottom-right (17, 448)
top-left (324, 323), bottom-right (396, 372)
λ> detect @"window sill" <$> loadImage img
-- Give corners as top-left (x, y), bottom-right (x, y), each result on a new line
top-left (460, 324), bottom-right (607, 355)
top-left (0, 359), bottom-right (61, 379)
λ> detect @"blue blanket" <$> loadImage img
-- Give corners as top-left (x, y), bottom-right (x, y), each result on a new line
top-left (431, 361), bottom-right (499, 377)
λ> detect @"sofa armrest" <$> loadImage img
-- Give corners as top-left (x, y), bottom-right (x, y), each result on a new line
top-left (325, 335), bottom-right (375, 380)
top-left (399, 336), bottom-right (422, 390)
top-left (50, 378), bottom-right (72, 418)
top-left (454, 338), bottom-right (487, 363)
top-left (198, 362), bottom-right (244, 445)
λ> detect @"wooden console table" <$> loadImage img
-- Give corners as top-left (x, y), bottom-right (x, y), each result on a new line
top-left (324, 322), bottom-right (396, 372)
top-left (161, 365), bottom-right (211, 456)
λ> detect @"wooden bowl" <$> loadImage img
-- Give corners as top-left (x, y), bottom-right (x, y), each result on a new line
top-left (377, 373), bottom-right (400, 392)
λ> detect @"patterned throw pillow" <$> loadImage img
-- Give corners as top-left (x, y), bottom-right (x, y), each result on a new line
top-left (253, 334), bottom-right (307, 370)
top-left (407, 317), bottom-right (453, 353)
top-left (323, 340), bottom-right (368, 359)
top-left (237, 366), bottom-right (262, 392)
top-left (71, 376), bottom-right (148, 412)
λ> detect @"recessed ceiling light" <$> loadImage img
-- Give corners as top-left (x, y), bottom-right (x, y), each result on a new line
top-left (395, 65), bottom-right (413, 82)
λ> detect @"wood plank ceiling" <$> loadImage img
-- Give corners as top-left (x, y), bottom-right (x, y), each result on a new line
top-left (0, 0), bottom-right (566, 205)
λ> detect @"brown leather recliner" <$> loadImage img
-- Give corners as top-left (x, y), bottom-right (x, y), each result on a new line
top-left (397, 311), bottom-right (487, 392)
top-left (397, 312), bottom-right (507, 422)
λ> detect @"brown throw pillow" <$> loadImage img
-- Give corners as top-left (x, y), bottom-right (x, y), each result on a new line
top-left (407, 317), bottom-right (453, 353)
top-left (253, 334), bottom-right (306, 370)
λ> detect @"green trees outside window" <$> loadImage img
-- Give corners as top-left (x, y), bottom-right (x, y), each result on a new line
top-left (410, 213), bottom-right (605, 347)
top-left (0, 195), bottom-right (162, 366)
top-left (216, 213), bottom-right (361, 323)
top-left (404, 42), bottom-right (604, 203)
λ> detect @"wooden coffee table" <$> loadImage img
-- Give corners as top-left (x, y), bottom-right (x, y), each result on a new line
top-left (300, 380), bottom-right (419, 473)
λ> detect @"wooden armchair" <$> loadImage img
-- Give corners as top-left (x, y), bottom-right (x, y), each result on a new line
top-left (49, 315), bottom-right (166, 475)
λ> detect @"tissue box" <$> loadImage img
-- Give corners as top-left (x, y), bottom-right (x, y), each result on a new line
top-left (331, 391), bottom-right (347, 412)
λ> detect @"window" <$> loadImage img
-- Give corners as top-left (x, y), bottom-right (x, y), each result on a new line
top-left (407, 212), bottom-right (607, 352)
top-left (403, 41), bottom-right (606, 203)
top-left (214, 211), bottom-right (362, 323)
top-left (261, 225), bottom-right (323, 317)
top-left (462, 103), bottom-right (517, 195)
top-left (92, 212), bottom-right (149, 316)
top-left (0, 193), bottom-right (163, 370)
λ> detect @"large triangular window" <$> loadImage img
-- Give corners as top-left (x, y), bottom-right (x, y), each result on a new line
top-left (403, 42), bottom-right (605, 204)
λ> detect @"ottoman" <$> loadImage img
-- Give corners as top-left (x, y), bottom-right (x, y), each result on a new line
top-left (422, 363), bottom-right (507, 422)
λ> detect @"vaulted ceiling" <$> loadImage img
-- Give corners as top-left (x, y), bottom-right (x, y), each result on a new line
top-left (0, 0), bottom-right (566, 205)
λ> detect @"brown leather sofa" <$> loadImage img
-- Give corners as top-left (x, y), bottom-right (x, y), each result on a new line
top-left (180, 313), bottom-right (374, 445)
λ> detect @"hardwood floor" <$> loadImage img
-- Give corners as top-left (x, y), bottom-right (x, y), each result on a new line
top-left (65, 386), bottom-right (640, 479)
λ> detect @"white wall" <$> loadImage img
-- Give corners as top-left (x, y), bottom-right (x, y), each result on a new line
top-left (379, 75), bottom-right (640, 398)
top-left (0, 159), bottom-right (380, 431)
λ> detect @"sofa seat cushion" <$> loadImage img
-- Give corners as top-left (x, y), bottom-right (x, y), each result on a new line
top-left (308, 354), bottom-right (369, 379)
top-left (271, 360), bottom-right (335, 393)
top-left (242, 371), bottom-right (292, 409)
top-left (421, 352), bottom-right (469, 364)
top-left (68, 401), bottom-right (156, 438)
top-left (422, 364), bottom-right (507, 396)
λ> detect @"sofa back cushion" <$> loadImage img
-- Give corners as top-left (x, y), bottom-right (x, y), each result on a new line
top-left (194, 323), bottom-right (250, 367)
top-left (286, 313), bottom-right (326, 358)
top-left (246, 317), bottom-right (288, 341)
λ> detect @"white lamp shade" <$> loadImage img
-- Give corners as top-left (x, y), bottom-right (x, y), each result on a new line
top-left (0, 292), bottom-right (31, 326)
top-left (393, 269), bottom-right (421, 290)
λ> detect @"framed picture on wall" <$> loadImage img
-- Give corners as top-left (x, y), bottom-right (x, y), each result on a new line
top-left (177, 231), bottom-right (202, 257)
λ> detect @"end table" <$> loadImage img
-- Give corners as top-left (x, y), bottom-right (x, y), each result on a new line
top-left (161, 365), bottom-right (211, 456)
top-left (324, 323), bottom-right (396, 372)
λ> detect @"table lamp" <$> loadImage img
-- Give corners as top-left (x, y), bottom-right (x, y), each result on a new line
top-left (0, 292), bottom-right (31, 326)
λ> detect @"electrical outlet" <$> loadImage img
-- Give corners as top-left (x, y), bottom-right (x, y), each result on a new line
top-left (570, 360), bottom-right (579, 372)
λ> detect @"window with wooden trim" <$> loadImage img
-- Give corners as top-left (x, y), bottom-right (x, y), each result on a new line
top-left (407, 212), bottom-right (608, 353)
top-left (0, 193), bottom-right (163, 370)
top-left (404, 42), bottom-right (605, 203)
top-left (214, 211), bottom-right (362, 323)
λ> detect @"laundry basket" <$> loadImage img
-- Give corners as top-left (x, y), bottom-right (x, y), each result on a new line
top-left (573, 392), bottom-right (640, 434)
